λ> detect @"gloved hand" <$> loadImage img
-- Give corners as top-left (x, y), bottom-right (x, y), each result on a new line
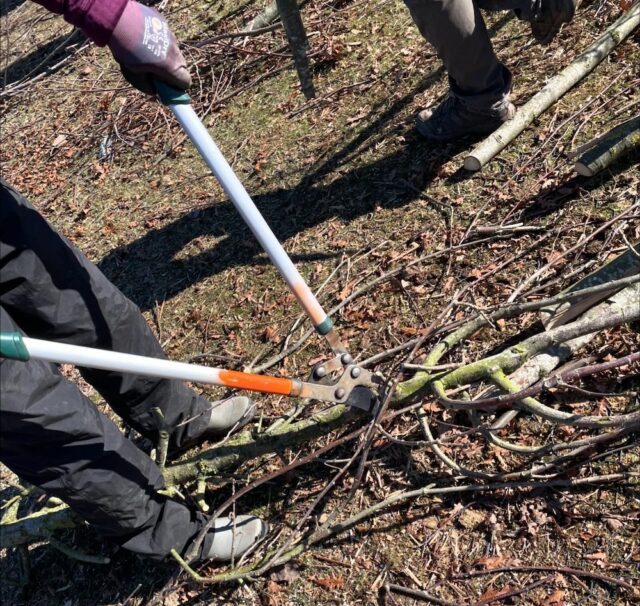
top-left (107, 1), bottom-right (191, 95)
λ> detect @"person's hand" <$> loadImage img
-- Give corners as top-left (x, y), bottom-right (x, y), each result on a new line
top-left (107, 1), bottom-right (191, 95)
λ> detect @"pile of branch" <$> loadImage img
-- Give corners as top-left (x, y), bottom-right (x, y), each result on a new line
top-left (2, 269), bottom-right (638, 588)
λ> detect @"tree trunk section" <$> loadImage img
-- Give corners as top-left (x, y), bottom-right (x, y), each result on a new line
top-left (275, 0), bottom-right (316, 99)
top-left (575, 116), bottom-right (640, 176)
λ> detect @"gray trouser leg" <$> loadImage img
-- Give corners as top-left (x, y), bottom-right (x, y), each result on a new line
top-left (404, 0), bottom-right (516, 106)
top-left (0, 308), bottom-right (203, 559)
top-left (0, 179), bottom-right (210, 449)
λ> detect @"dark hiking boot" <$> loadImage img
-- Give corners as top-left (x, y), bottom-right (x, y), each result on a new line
top-left (198, 515), bottom-right (268, 562)
top-left (516, 0), bottom-right (576, 44)
top-left (416, 94), bottom-right (515, 141)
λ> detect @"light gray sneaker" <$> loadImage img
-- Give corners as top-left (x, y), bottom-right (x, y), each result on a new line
top-left (206, 396), bottom-right (256, 437)
top-left (170, 396), bottom-right (255, 457)
top-left (416, 94), bottom-right (516, 141)
top-left (516, 0), bottom-right (576, 44)
top-left (199, 515), bottom-right (268, 562)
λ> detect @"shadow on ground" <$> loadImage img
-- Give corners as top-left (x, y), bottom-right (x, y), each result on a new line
top-left (98, 117), bottom-right (472, 311)
top-left (96, 12), bottom-right (519, 310)
top-left (0, 0), bottom-right (25, 18)
top-left (0, 29), bottom-right (86, 88)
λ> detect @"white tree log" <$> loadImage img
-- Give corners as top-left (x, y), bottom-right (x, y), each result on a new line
top-left (242, 1), bottom-right (280, 32)
top-left (575, 116), bottom-right (640, 176)
top-left (463, 3), bottom-right (640, 172)
top-left (540, 244), bottom-right (640, 329)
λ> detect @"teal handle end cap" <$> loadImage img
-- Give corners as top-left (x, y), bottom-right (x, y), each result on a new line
top-left (0, 332), bottom-right (30, 361)
top-left (315, 317), bottom-right (334, 336)
top-left (154, 80), bottom-right (191, 106)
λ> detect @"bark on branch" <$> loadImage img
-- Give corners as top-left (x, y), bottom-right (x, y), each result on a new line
top-left (575, 115), bottom-right (640, 176)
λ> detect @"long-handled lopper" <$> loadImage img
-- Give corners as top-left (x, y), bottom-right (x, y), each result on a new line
top-left (0, 81), bottom-right (378, 411)
top-left (154, 81), bottom-right (347, 357)
top-left (0, 332), bottom-right (376, 409)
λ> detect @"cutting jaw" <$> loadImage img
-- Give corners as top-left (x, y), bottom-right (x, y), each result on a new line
top-left (306, 354), bottom-right (380, 412)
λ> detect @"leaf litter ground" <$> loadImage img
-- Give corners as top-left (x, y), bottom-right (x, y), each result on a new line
top-left (1, 0), bottom-right (639, 604)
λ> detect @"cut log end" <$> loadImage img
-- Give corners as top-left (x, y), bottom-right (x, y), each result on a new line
top-left (464, 155), bottom-right (482, 172)
top-left (575, 161), bottom-right (595, 177)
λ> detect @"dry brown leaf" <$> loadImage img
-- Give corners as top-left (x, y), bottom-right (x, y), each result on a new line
top-left (422, 401), bottom-right (443, 413)
top-left (312, 575), bottom-right (345, 590)
top-left (443, 276), bottom-right (455, 292)
top-left (162, 594), bottom-right (180, 606)
top-left (266, 581), bottom-right (282, 594)
top-left (262, 326), bottom-right (279, 343)
top-left (603, 517), bottom-right (623, 532)
top-left (479, 584), bottom-right (514, 603)
top-left (52, 134), bottom-right (67, 148)
top-left (476, 555), bottom-right (506, 570)
top-left (584, 551), bottom-right (607, 561)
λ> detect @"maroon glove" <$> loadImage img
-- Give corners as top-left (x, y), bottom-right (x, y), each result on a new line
top-left (108, 1), bottom-right (191, 94)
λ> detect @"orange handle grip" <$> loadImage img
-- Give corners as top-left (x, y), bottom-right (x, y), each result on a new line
top-left (218, 369), bottom-right (295, 396)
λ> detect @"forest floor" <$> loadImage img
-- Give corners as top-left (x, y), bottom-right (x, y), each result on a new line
top-left (1, 0), bottom-right (639, 604)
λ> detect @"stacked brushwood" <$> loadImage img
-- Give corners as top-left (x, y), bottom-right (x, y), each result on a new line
top-left (2, 259), bottom-right (638, 585)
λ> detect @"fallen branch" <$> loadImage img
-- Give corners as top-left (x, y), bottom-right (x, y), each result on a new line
top-left (541, 243), bottom-right (640, 328)
top-left (194, 23), bottom-right (282, 47)
top-left (385, 575), bottom-right (554, 606)
top-left (575, 115), bottom-right (640, 176)
top-left (242, 1), bottom-right (281, 33)
top-left (384, 583), bottom-right (458, 606)
top-left (174, 473), bottom-right (636, 584)
top-left (0, 505), bottom-right (79, 550)
top-left (394, 278), bottom-right (640, 401)
top-left (463, 3), bottom-right (640, 171)
top-left (453, 565), bottom-right (636, 592)
top-left (435, 351), bottom-right (640, 411)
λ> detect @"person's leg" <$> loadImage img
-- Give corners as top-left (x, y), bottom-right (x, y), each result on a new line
top-left (0, 308), bottom-right (265, 559)
top-left (0, 307), bottom-right (200, 557)
top-left (404, 0), bottom-right (511, 105)
top-left (404, 0), bottom-right (576, 138)
top-left (0, 180), bottom-right (251, 450)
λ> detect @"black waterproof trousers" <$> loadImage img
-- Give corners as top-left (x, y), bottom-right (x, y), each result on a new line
top-left (0, 180), bottom-right (210, 558)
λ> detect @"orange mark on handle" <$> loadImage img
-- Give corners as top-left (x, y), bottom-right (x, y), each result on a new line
top-left (291, 280), bottom-right (326, 326)
top-left (218, 369), bottom-right (293, 395)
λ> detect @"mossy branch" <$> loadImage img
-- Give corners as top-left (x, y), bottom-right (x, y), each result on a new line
top-left (575, 116), bottom-right (640, 176)
top-left (395, 282), bottom-right (640, 401)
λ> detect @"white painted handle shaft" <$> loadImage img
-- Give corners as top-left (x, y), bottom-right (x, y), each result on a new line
top-left (169, 104), bottom-right (330, 332)
top-left (24, 337), bottom-right (225, 385)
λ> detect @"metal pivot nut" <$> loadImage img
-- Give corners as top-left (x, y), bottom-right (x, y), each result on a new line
top-left (341, 353), bottom-right (353, 366)
top-left (335, 387), bottom-right (346, 400)
top-left (351, 367), bottom-right (361, 378)
top-left (315, 366), bottom-right (327, 378)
